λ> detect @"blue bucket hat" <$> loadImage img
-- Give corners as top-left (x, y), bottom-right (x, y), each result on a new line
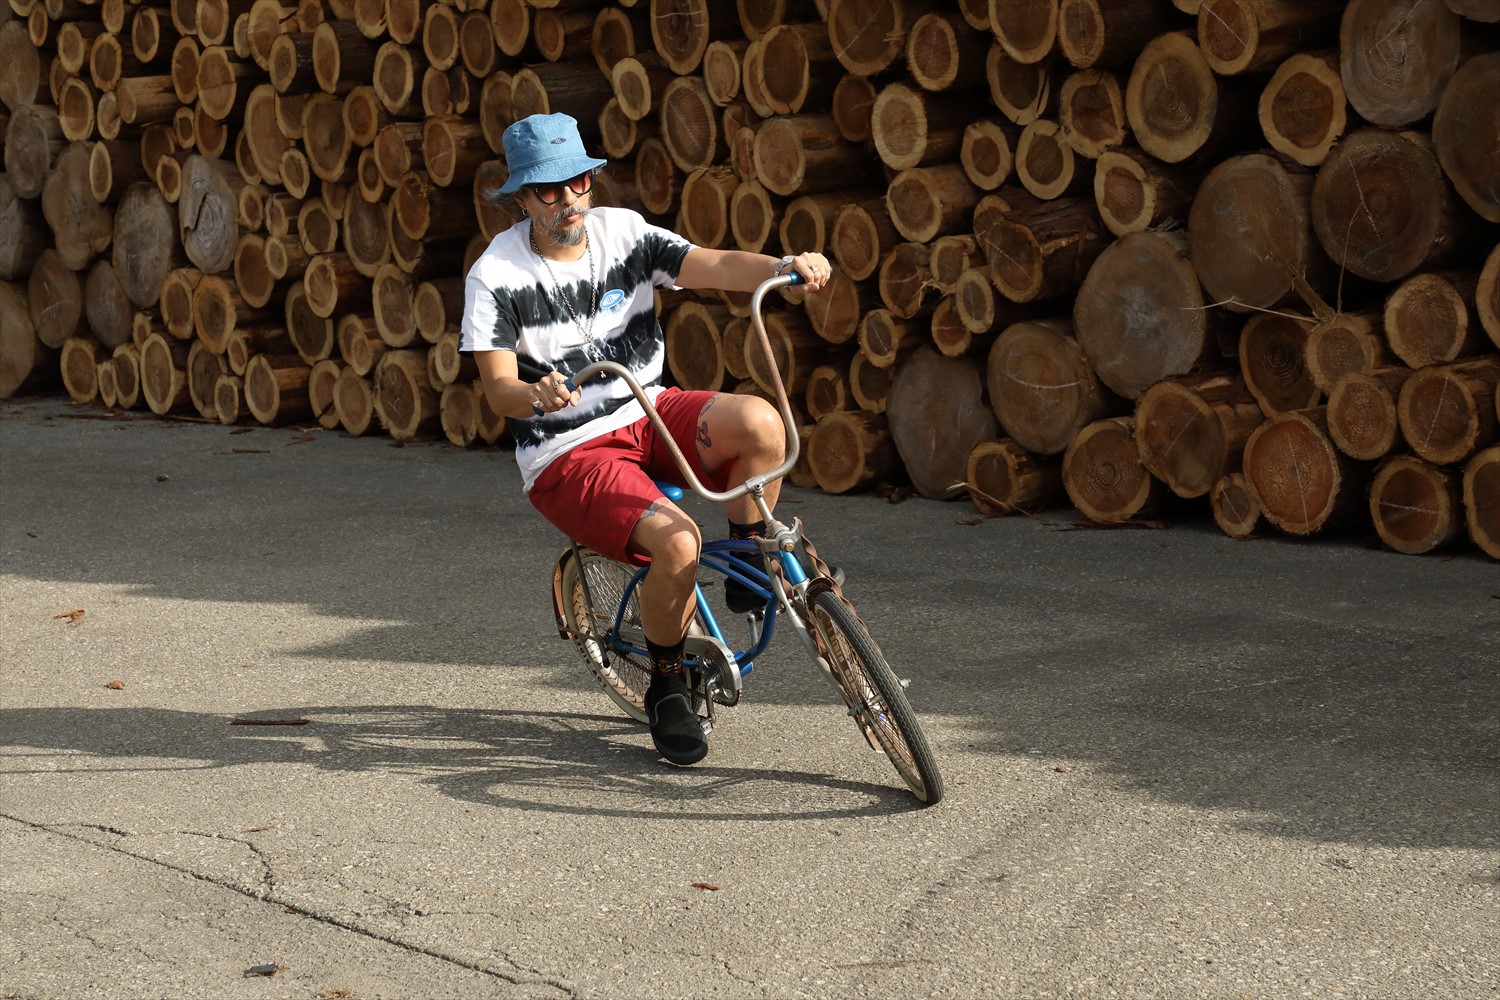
top-left (498, 113), bottom-right (607, 195)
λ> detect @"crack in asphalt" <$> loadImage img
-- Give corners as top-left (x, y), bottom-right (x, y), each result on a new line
top-left (1, 814), bottom-right (578, 997)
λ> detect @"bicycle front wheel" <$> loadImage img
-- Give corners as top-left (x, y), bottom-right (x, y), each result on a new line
top-left (809, 590), bottom-right (944, 805)
top-left (559, 549), bottom-right (652, 723)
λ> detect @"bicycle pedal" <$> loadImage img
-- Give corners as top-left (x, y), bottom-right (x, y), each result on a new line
top-left (699, 717), bottom-right (713, 737)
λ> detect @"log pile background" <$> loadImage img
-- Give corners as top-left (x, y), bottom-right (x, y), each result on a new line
top-left (1, 0), bottom-right (1497, 560)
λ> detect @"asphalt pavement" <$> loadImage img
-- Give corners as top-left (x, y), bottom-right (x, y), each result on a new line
top-left (1, 396), bottom-right (1496, 999)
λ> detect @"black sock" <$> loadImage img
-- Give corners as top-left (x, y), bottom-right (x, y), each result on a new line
top-left (646, 637), bottom-right (685, 686)
top-left (728, 520), bottom-right (766, 569)
top-left (728, 519), bottom-right (766, 540)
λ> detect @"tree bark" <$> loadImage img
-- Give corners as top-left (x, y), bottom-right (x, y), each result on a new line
top-left (965, 438), bottom-right (1061, 515)
top-left (752, 114), bottom-right (867, 196)
top-left (988, 196), bottom-right (1109, 305)
top-left (1058, 0), bottom-right (1171, 70)
top-left (1092, 147), bottom-right (1195, 237)
top-left (1197, 0), bottom-right (1343, 77)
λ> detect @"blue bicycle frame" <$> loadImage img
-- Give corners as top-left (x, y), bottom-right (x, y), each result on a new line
top-left (598, 537), bottom-right (810, 677)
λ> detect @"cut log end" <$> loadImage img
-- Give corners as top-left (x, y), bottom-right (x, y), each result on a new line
top-left (1062, 416), bottom-right (1159, 524)
top-left (1370, 455), bottom-right (1464, 555)
top-left (1211, 471), bottom-right (1262, 539)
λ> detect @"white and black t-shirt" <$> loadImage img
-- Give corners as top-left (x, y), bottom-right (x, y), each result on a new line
top-left (459, 207), bottom-right (695, 490)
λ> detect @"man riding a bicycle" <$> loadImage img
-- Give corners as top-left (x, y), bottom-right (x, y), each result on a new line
top-left (460, 113), bottom-right (831, 767)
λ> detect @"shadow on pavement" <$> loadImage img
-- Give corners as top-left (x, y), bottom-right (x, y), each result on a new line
top-left (0, 706), bottom-right (922, 821)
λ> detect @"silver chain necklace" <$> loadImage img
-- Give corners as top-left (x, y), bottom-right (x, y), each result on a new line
top-left (530, 223), bottom-right (602, 362)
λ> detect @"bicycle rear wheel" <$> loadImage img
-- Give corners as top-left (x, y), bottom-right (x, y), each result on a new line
top-left (559, 549), bottom-right (652, 723)
top-left (809, 589), bottom-right (944, 805)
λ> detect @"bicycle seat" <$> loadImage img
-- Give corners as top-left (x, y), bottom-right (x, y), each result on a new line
top-left (654, 480), bottom-right (684, 502)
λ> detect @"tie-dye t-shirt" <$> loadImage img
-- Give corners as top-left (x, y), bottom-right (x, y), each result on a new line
top-left (459, 207), bottom-right (694, 490)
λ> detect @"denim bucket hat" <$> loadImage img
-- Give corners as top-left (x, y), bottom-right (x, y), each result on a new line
top-left (498, 113), bottom-right (607, 194)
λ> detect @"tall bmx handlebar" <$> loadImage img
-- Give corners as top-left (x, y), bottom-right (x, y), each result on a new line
top-left (562, 271), bottom-right (806, 508)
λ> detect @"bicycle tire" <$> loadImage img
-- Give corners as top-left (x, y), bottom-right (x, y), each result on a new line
top-left (808, 589), bottom-right (944, 805)
top-left (559, 549), bottom-right (652, 723)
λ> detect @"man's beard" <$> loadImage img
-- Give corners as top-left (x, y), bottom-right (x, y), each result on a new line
top-left (542, 206), bottom-right (589, 247)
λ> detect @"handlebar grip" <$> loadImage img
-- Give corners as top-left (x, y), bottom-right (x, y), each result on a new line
top-left (785, 270), bottom-right (805, 286)
top-left (531, 376), bottom-right (577, 416)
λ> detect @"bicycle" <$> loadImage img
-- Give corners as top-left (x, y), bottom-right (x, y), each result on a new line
top-left (545, 273), bottom-right (944, 806)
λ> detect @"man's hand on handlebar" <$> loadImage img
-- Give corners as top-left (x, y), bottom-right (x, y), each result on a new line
top-left (531, 371), bottom-right (579, 414)
top-left (783, 251), bottom-right (832, 292)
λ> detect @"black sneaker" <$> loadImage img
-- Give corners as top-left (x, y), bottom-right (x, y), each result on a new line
top-left (644, 680), bottom-right (708, 766)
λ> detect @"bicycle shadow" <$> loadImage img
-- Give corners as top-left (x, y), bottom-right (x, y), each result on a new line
top-left (0, 704), bottom-right (923, 820)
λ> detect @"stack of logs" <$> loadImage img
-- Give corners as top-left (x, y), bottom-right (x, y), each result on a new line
top-left (1, 0), bottom-right (1496, 560)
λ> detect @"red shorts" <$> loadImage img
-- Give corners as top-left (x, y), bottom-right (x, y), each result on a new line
top-left (527, 388), bottom-right (730, 566)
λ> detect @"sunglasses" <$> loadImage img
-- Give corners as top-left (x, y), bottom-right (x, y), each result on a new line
top-left (527, 171), bottom-right (594, 205)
